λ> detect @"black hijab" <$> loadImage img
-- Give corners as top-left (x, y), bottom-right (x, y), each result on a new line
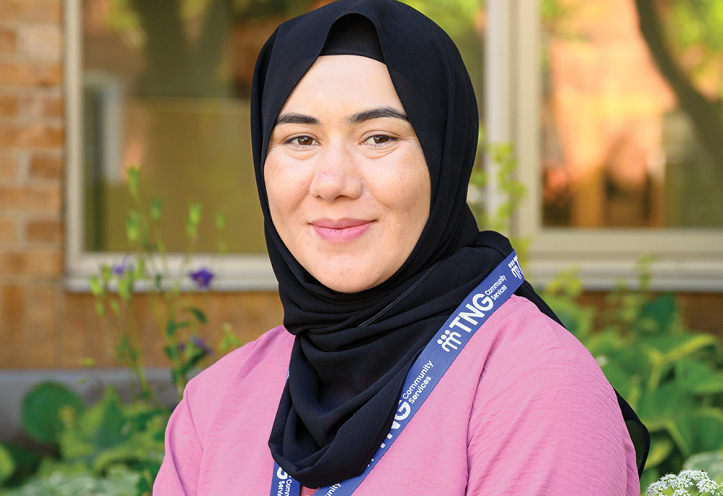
top-left (250, 0), bottom-right (648, 488)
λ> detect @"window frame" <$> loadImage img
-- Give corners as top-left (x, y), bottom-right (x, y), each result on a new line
top-left (485, 0), bottom-right (723, 292)
top-left (65, 0), bottom-right (723, 293)
top-left (63, 0), bottom-right (277, 292)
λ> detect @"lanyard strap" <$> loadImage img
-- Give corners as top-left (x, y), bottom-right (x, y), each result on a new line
top-left (270, 251), bottom-right (525, 496)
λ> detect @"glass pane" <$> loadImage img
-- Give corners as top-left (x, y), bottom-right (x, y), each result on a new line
top-left (540, 0), bottom-right (723, 228)
top-left (82, 0), bottom-right (484, 253)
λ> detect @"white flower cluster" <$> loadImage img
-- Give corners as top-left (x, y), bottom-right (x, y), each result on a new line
top-left (646, 470), bottom-right (722, 496)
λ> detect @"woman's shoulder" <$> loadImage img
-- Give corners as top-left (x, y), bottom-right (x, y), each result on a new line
top-left (484, 294), bottom-right (603, 377)
top-left (182, 326), bottom-right (294, 414)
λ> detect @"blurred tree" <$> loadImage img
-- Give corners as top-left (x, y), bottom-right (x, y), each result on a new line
top-left (634, 0), bottom-right (723, 180)
top-left (106, 0), bottom-right (483, 97)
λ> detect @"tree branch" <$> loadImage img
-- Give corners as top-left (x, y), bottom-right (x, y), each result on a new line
top-left (129, 0), bottom-right (190, 96)
top-left (634, 0), bottom-right (723, 171)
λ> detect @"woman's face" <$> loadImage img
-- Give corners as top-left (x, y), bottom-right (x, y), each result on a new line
top-left (264, 55), bottom-right (431, 293)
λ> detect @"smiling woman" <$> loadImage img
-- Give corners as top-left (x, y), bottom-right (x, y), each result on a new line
top-left (153, 1), bottom-right (647, 495)
top-left (265, 55), bottom-right (430, 293)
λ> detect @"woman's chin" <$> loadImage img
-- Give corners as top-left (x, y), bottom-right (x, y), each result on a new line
top-left (312, 265), bottom-right (382, 294)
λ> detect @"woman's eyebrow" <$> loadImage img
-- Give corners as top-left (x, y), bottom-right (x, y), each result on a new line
top-left (346, 107), bottom-right (409, 124)
top-left (275, 113), bottom-right (319, 126)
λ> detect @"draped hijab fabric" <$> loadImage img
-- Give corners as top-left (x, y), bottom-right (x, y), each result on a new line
top-left (250, 0), bottom-right (648, 488)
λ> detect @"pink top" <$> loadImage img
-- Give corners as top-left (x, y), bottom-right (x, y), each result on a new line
top-left (154, 295), bottom-right (640, 495)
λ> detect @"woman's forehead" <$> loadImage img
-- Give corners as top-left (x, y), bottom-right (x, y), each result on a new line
top-left (278, 55), bottom-right (404, 117)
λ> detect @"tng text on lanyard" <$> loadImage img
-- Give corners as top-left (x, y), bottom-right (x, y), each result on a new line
top-left (270, 251), bottom-right (525, 496)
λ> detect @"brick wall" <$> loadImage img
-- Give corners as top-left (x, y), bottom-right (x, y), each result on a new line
top-left (0, 0), bottom-right (720, 370)
top-left (0, 0), bottom-right (66, 368)
top-left (0, 0), bottom-right (282, 369)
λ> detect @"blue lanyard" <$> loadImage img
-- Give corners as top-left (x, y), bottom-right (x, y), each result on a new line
top-left (270, 252), bottom-right (525, 496)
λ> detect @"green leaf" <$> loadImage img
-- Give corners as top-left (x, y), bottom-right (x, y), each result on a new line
top-left (219, 324), bottom-right (243, 354)
top-left (689, 408), bottom-right (723, 453)
top-left (646, 333), bottom-right (718, 366)
top-left (95, 301), bottom-right (106, 318)
top-left (134, 257), bottom-right (146, 279)
top-left (189, 203), bottom-right (202, 224)
top-left (640, 293), bottom-right (678, 333)
top-left (89, 276), bottom-right (103, 297)
top-left (185, 307), bottom-right (208, 324)
top-left (59, 388), bottom-right (130, 463)
top-left (22, 382), bottom-right (84, 445)
top-left (684, 451), bottom-right (723, 482)
top-left (165, 320), bottom-right (190, 338)
top-left (125, 215), bottom-right (139, 243)
top-left (644, 434), bottom-right (674, 469)
top-left (0, 443), bottom-right (41, 488)
top-left (0, 443), bottom-right (16, 485)
top-left (150, 198), bottom-right (163, 222)
top-left (109, 299), bottom-right (121, 317)
top-left (117, 271), bottom-right (134, 301)
top-left (675, 358), bottom-right (723, 395)
top-left (544, 295), bottom-right (594, 338)
top-left (186, 203), bottom-right (202, 238)
top-left (215, 212), bottom-right (226, 230)
top-left (127, 166), bottom-right (140, 199)
top-left (637, 383), bottom-right (692, 425)
top-left (601, 361), bottom-right (641, 406)
top-left (101, 265), bottom-right (112, 285)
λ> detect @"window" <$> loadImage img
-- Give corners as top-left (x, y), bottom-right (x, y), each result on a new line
top-left (64, 0), bottom-right (485, 290)
top-left (486, 0), bottom-right (723, 291)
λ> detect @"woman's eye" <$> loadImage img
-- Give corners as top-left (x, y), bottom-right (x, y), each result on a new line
top-left (289, 136), bottom-right (316, 146)
top-left (365, 135), bottom-right (395, 145)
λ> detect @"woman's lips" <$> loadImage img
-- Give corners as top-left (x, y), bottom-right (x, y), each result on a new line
top-left (312, 218), bottom-right (373, 242)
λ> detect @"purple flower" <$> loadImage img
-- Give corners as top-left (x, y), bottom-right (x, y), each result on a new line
top-left (179, 336), bottom-right (212, 356)
top-left (192, 336), bottom-right (213, 356)
top-left (112, 256), bottom-right (134, 275)
top-left (188, 267), bottom-right (215, 289)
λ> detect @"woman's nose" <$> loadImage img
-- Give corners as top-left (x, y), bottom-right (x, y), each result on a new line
top-left (309, 144), bottom-right (363, 201)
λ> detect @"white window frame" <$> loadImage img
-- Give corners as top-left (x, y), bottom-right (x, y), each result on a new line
top-left (65, 0), bottom-right (723, 293)
top-left (63, 0), bottom-right (277, 292)
top-left (485, 0), bottom-right (723, 292)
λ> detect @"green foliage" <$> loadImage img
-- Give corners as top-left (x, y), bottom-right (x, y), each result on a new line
top-left (0, 445), bottom-right (15, 486)
top-left (1, 465), bottom-right (142, 496)
top-left (665, 0), bottom-right (723, 56)
top-left (3, 383), bottom-right (168, 496)
top-left (468, 127), bottom-right (530, 265)
top-left (468, 129), bottom-right (527, 232)
top-left (90, 166), bottom-right (240, 401)
top-left (543, 266), bottom-right (723, 487)
top-left (21, 383), bottom-right (85, 445)
top-left (0, 167), bottom-right (246, 493)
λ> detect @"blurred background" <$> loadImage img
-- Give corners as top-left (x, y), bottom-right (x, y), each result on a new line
top-left (0, 0), bottom-right (722, 493)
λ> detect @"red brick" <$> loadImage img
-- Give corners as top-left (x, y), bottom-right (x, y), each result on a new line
top-left (0, 62), bottom-right (61, 87)
top-left (0, 94), bottom-right (19, 117)
top-left (26, 218), bottom-right (61, 242)
top-left (0, 185), bottom-right (61, 211)
top-left (29, 155), bottom-right (62, 179)
top-left (0, 123), bottom-right (63, 148)
top-left (17, 25), bottom-right (61, 60)
top-left (0, 285), bottom-right (26, 368)
top-left (0, 28), bottom-right (16, 53)
top-left (0, 0), bottom-right (62, 24)
top-left (0, 218), bottom-right (17, 243)
top-left (20, 94), bottom-right (62, 118)
top-left (0, 249), bottom-right (62, 276)
top-left (57, 293), bottom-right (90, 368)
top-left (0, 155), bottom-right (16, 179)
top-left (25, 285), bottom-right (57, 366)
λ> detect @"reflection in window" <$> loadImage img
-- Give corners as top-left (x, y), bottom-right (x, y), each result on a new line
top-left (541, 0), bottom-right (723, 228)
top-left (81, 0), bottom-right (484, 254)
